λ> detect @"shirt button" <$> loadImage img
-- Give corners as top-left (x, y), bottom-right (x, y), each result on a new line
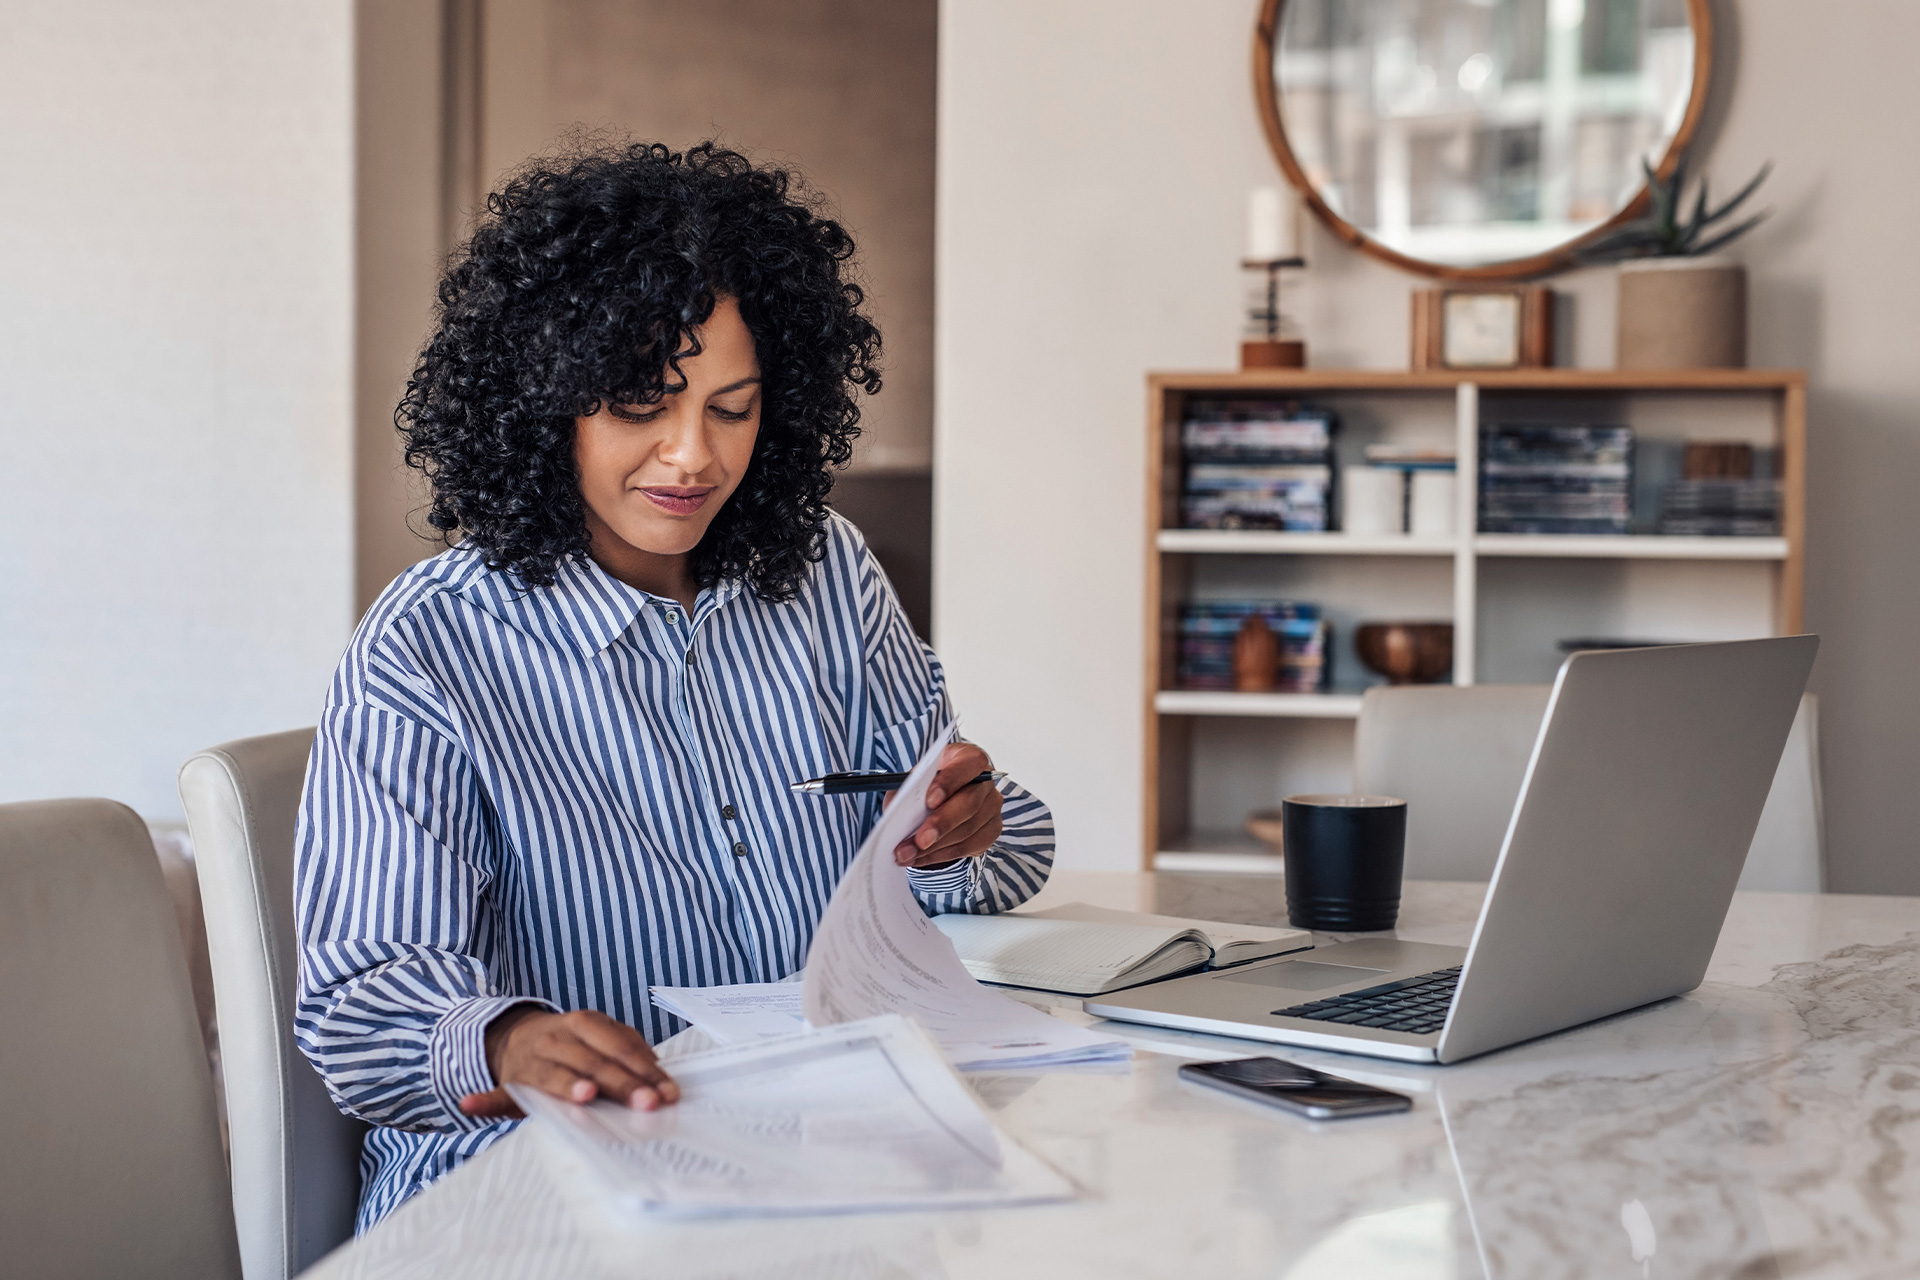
top-left (731, 841), bottom-right (749, 858)
top-left (721, 804), bottom-right (737, 821)
top-left (663, 609), bottom-right (680, 625)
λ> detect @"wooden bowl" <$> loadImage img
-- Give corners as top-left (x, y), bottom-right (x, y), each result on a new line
top-left (1355, 621), bottom-right (1454, 685)
top-left (1245, 808), bottom-right (1286, 852)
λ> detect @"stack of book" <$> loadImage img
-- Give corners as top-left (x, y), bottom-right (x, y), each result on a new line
top-left (1363, 442), bottom-right (1456, 472)
top-left (1176, 601), bottom-right (1329, 692)
top-left (1180, 403), bottom-right (1335, 531)
top-left (1658, 480), bottom-right (1781, 536)
top-left (1479, 424), bottom-right (1633, 535)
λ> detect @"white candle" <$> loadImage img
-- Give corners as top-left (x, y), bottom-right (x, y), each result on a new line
top-left (1247, 185), bottom-right (1294, 260)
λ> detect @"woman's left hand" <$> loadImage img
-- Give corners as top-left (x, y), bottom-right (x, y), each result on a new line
top-left (894, 742), bottom-right (1004, 868)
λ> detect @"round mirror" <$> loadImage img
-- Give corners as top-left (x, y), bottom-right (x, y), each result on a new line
top-left (1257, 0), bottom-right (1710, 278)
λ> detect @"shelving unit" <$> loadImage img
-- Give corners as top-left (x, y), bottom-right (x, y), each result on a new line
top-left (1144, 367), bottom-right (1807, 870)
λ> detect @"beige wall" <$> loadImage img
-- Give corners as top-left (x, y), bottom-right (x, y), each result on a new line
top-left (938, 0), bottom-right (1920, 889)
top-left (355, 0), bottom-right (446, 612)
top-left (465, 0), bottom-right (936, 474)
top-left (0, 0), bottom-right (354, 818)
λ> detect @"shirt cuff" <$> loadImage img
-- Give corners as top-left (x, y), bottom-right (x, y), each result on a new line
top-left (906, 857), bottom-right (976, 910)
top-left (427, 994), bottom-right (559, 1127)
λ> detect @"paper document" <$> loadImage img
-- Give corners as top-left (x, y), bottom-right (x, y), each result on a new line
top-left (653, 725), bottom-right (1128, 1071)
top-left (512, 1015), bottom-right (1074, 1217)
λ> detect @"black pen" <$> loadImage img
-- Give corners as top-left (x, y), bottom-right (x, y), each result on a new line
top-left (789, 769), bottom-right (1004, 796)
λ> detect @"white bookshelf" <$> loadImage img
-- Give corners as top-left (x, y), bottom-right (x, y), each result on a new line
top-left (1143, 368), bottom-right (1807, 868)
top-left (1152, 691), bottom-right (1364, 718)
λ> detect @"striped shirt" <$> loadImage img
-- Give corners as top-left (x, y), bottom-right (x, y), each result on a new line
top-left (293, 514), bottom-right (1054, 1229)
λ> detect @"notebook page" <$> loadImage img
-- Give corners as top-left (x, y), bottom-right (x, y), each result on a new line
top-left (1016, 902), bottom-right (1311, 964)
top-left (931, 915), bottom-right (1206, 989)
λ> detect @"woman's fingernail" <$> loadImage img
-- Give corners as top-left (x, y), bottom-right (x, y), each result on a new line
top-left (630, 1087), bottom-right (657, 1109)
top-left (571, 1080), bottom-right (594, 1102)
top-left (927, 789), bottom-right (944, 807)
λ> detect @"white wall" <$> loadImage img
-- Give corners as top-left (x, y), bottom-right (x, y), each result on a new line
top-left (0, 1), bottom-right (354, 819)
top-left (937, 0), bottom-right (1920, 890)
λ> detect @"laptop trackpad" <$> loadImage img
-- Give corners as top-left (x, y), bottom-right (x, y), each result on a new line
top-left (1217, 960), bottom-right (1390, 991)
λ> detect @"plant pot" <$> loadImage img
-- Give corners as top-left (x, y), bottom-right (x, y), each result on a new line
top-left (1616, 257), bottom-right (1747, 369)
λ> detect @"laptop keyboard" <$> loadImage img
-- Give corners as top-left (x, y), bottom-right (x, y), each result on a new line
top-left (1273, 966), bottom-right (1462, 1035)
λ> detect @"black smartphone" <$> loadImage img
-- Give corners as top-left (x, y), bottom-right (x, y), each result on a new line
top-left (1178, 1057), bottom-right (1413, 1120)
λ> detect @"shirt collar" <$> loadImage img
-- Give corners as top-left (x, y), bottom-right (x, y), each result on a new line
top-left (534, 554), bottom-right (747, 657)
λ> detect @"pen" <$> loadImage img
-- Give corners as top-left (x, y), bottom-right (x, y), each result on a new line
top-left (789, 769), bottom-right (1005, 796)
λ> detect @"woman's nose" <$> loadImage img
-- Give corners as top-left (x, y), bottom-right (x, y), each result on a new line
top-left (655, 406), bottom-right (714, 474)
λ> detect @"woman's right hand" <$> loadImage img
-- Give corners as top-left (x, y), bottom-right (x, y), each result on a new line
top-left (458, 1005), bottom-right (679, 1119)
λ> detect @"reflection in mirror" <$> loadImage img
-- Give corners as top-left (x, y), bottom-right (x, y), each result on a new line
top-left (1268, 0), bottom-right (1703, 273)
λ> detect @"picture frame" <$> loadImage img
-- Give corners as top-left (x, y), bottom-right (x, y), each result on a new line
top-left (1410, 286), bottom-right (1554, 370)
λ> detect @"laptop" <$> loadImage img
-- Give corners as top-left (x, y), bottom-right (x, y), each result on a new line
top-left (1087, 636), bottom-right (1818, 1065)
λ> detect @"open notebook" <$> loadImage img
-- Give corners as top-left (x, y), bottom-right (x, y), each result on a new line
top-left (931, 903), bottom-right (1313, 996)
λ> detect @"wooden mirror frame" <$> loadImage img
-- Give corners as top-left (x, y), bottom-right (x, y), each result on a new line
top-left (1253, 0), bottom-right (1714, 280)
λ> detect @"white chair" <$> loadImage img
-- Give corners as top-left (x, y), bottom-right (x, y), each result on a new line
top-left (0, 798), bottom-right (242, 1278)
top-left (181, 730), bottom-right (366, 1280)
top-left (1352, 685), bottom-right (1824, 891)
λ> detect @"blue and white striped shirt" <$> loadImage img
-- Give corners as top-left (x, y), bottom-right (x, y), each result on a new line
top-left (293, 514), bottom-right (1054, 1228)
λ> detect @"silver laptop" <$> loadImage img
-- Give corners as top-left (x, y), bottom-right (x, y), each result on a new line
top-left (1087, 636), bottom-right (1818, 1064)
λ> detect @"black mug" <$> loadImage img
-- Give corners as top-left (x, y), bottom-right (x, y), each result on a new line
top-left (1280, 794), bottom-right (1407, 932)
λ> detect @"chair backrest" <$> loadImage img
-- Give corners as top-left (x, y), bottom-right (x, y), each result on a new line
top-left (1352, 685), bottom-right (1823, 890)
top-left (0, 798), bottom-right (242, 1279)
top-left (180, 730), bottom-right (365, 1280)
top-left (1353, 684), bottom-right (1554, 882)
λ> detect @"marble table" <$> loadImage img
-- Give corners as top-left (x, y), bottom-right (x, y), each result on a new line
top-left (306, 871), bottom-right (1920, 1280)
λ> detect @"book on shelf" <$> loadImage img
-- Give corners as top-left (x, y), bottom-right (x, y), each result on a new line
top-left (930, 902), bottom-right (1314, 996)
top-left (1658, 478), bottom-right (1781, 536)
top-left (1480, 424), bottom-right (1633, 535)
top-left (1176, 601), bottom-right (1329, 692)
top-left (1181, 401), bottom-right (1335, 531)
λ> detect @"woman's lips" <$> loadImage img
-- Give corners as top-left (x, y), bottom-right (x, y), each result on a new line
top-left (638, 486), bottom-right (714, 516)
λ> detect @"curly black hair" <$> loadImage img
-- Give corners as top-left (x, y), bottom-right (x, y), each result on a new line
top-left (397, 141), bottom-right (882, 598)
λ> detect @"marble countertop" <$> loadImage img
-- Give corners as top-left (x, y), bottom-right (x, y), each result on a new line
top-left (309, 871), bottom-right (1920, 1280)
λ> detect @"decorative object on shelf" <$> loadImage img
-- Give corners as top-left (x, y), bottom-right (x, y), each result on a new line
top-left (1407, 471), bottom-right (1457, 539)
top-left (1340, 465), bottom-right (1403, 537)
top-left (1179, 602), bottom-right (1329, 692)
top-left (1232, 616), bottom-right (1281, 692)
top-left (1617, 259), bottom-right (1747, 369)
top-left (1180, 401), bottom-right (1334, 531)
top-left (1255, 0), bottom-right (1712, 279)
top-left (1684, 441), bottom-right (1755, 479)
top-left (1410, 287), bottom-right (1553, 370)
top-left (1354, 622), bottom-right (1453, 686)
top-left (1573, 156), bottom-right (1772, 370)
top-left (1241, 186), bottom-right (1306, 369)
top-left (1480, 424), bottom-right (1634, 535)
top-left (1244, 808), bottom-right (1286, 853)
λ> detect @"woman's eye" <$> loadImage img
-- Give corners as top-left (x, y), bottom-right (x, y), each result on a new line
top-left (711, 403), bottom-right (755, 422)
top-left (608, 402), bottom-right (664, 423)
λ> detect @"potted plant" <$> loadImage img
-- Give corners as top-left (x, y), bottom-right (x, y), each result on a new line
top-left (1577, 157), bottom-right (1771, 369)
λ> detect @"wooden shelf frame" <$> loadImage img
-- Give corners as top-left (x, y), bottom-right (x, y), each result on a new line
top-left (1142, 367), bottom-right (1808, 868)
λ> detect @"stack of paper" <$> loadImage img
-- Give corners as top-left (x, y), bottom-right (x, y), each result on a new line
top-left (653, 724), bottom-right (1129, 1072)
top-left (652, 979), bottom-right (1127, 1072)
top-left (511, 1014), bottom-right (1075, 1217)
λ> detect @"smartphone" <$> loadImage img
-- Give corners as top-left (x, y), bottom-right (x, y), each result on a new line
top-left (1178, 1057), bottom-right (1412, 1120)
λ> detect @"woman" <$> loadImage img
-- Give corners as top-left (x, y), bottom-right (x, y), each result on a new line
top-left (294, 143), bottom-right (1054, 1229)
